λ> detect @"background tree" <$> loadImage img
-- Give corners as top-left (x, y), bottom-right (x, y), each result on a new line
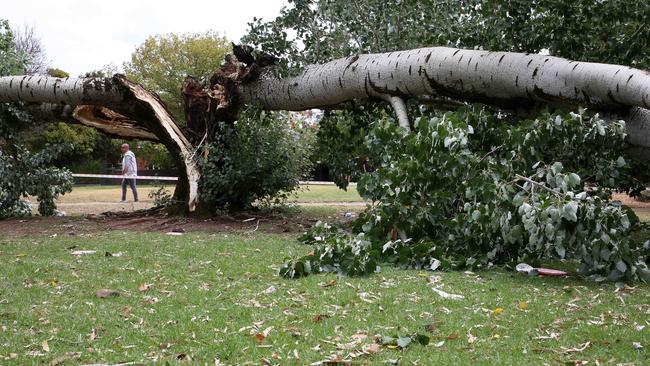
top-left (0, 19), bottom-right (71, 217)
top-left (124, 31), bottom-right (231, 122)
top-left (11, 24), bottom-right (49, 75)
top-left (46, 67), bottom-right (69, 78)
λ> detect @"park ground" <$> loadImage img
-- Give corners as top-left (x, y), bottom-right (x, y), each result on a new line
top-left (0, 185), bottom-right (649, 365)
top-left (35, 184), bottom-right (364, 216)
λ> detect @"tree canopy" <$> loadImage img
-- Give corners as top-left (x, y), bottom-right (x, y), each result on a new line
top-left (244, 0), bottom-right (650, 70)
top-left (239, 0), bottom-right (650, 281)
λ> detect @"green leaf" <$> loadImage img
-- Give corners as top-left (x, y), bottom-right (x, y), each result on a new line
top-left (616, 260), bottom-right (628, 273)
top-left (562, 201), bottom-right (578, 222)
top-left (397, 336), bottom-right (412, 348)
top-left (567, 173), bottom-right (581, 186)
top-left (415, 333), bottom-right (430, 346)
top-left (600, 248), bottom-right (611, 261)
top-left (551, 162), bottom-right (563, 175)
top-left (380, 336), bottom-right (396, 345)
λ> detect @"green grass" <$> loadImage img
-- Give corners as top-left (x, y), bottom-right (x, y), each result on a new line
top-left (1, 231), bottom-right (649, 365)
top-left (57, 184), bottom-right (362, 204)
top-left (291, 185), bottom-right (362, 202)
top-left (40, 184), bottom-right (363, 215)
top-left (634, 207), bottom-right (650, 223)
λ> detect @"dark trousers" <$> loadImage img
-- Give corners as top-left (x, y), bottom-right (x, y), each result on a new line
top-left (121, 178), bottom-right (139, 201)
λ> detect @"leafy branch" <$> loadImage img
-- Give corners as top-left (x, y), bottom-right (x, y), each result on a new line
top-left (281, 108), bottom-right (650, 282)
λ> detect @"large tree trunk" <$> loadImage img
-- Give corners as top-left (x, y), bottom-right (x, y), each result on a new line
top-left (2, 46), bottom-right (650, 213)
top-left (0, 74), bottom-right (199, 212)
top-left (237, 46), bottom-right (650, 140)
top-left (239, 47), bottom-right (650, 111)
top-left (0, 75), bottom-right (123, 105)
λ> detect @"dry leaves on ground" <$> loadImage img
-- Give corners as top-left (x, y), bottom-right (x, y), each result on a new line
top-left (95, 289), bottom-right (119, 298)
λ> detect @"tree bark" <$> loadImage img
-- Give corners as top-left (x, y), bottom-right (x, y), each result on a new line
top-left (238, 47), bottom-right (650, 112)
top-left (0, 75), bottom-right (123, 105)
top-left (237, 46), bottom-right (650, 148)
top-left (116, 76), bottom-right (200, 212)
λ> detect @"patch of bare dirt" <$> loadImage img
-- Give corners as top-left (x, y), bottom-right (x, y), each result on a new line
top-left (0, 216), bottom-right (102, 238)
top-left (97, 212), bottom-right (315, 234)
top-left (0, 208), bottom-right (359, 238)
top-left (612, 192), bottom-right (650, 208)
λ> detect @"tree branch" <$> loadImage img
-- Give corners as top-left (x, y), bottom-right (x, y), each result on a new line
top-left (379, 94), bottom-right (410, 129)
top-left (514, 174), bottom-right (564, 198)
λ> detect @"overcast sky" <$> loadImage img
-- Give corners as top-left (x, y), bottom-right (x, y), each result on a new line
top-left (3, 0), bottom-right (288, 76)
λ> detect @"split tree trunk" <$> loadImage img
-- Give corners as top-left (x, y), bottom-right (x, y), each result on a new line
top-left (0, 74), bottom-right (200, 212)
top-left (29, 104), bottom-right (159, 141)
top-left (2, 46), bottom-right (650, 213)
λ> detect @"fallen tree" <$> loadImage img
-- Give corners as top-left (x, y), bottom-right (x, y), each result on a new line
top-left (1, 46), bottom-right (650, 212)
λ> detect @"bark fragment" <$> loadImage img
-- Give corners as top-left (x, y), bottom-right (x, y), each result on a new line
top-left (72, 106), bottom-right (159, 141)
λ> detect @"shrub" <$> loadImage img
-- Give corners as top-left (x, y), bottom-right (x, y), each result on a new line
top-left (198, 106), bottom-right (314, 211)
top-left (0, 143), bottom-right (72, 218)
top-left (148, 185), bottom-right (173, 207)
top-left (0, 19), bottom-right (73, 218)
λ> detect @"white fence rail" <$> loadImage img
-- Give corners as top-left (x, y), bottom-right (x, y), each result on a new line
top-left (71, 173), bottom-right (355, 186)
top-left (72, 173), bottom-right (178, 181)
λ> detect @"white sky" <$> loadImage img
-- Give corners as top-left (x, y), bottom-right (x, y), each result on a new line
top-left (3, 0), bottom-right (288, 76)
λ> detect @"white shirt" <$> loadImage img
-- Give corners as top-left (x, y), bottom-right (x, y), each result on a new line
top-left (122, 151), bottom-right (138, 177)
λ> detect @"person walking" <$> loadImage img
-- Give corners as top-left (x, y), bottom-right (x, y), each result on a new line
top-left (120, 143), bottom-right (139, 202)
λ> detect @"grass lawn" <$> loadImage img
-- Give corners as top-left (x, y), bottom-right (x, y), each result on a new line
top-left (52, 185), bottom-right (171, 204)
top-left (1, 229), bottom-right (649, 365)
top-left (25, 184), bottom-right (364, 216)
top-left (52, 184), bottom-right (362, 204)
top-left (290, 185), bottom-right (362, 203)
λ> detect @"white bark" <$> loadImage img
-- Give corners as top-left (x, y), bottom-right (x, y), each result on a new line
top-left (380, 94), bottom-right (410, 129)
top-left (239, 46), bottom-right (650, 148)
top-left (240, 47), bottom-right (650, 111)
top-left (625, 107), bottom-right (650, 148)
top-left (0, 75), bottom-right (122, 105)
